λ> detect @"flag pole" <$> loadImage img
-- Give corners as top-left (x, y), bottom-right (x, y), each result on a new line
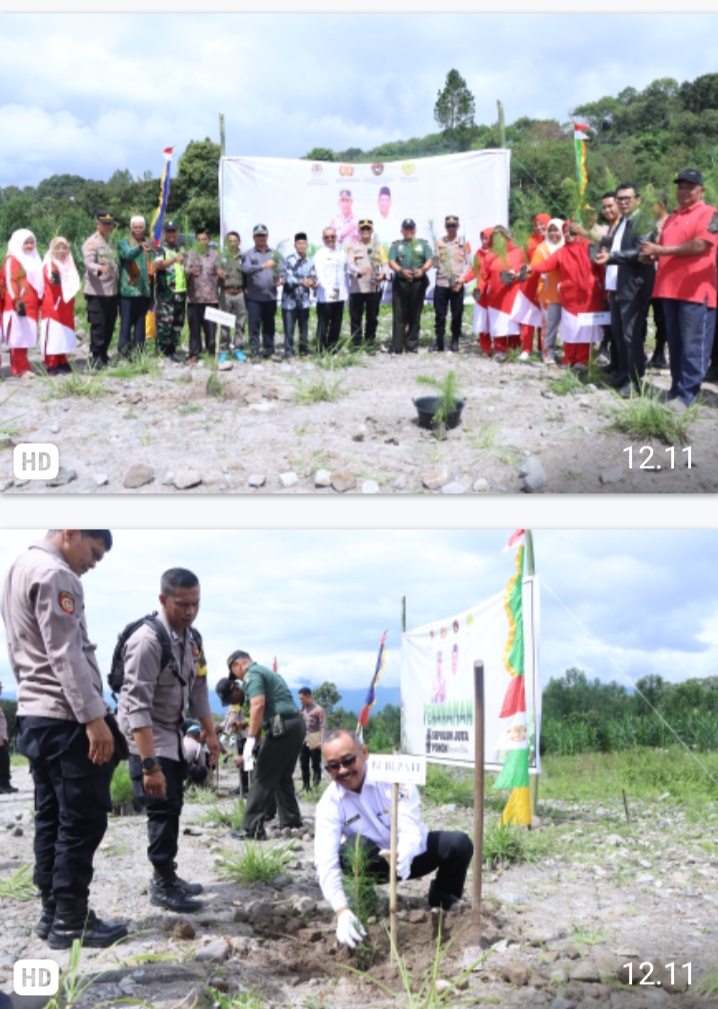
top-left (470, 660), bottom-right (484, 946)
top-left (525, 530), bottom-right (539, 818)
top-left (389, 597), bottom-right (405, 963)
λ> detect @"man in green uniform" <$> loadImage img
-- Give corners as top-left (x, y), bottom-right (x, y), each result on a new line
top-left (388, 219), bottom-right (433, 354)
top-left (227, 650), bottom-right (305, 840)
top-left (153, 221), bottom-right (186, 362)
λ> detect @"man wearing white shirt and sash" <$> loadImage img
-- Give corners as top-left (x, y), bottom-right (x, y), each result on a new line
top-left (314, 729), bottom-right (474, 948)
top-left (313, 226), bottom-right (348, 352)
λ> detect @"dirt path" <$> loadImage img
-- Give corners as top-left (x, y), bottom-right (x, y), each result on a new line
top-left (1, 311), bottom-right (716, 494)
top-left (1, 762), bottom-right (716, 1008)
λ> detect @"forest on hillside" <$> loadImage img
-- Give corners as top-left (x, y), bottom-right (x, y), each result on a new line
top-left (3, 72), bottom-right (718, 256)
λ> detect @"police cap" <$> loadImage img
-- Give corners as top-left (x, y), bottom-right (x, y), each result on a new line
top-left (163, 220), bottom-right (179, 231)
top-left (445, 215), bottom-right (459, 226)
top-left (401, 218), bottom-right (416, 230)
top-left (96, 210), bottom-right (115, 223)
top-left (359, 219), bottom-right (373, 230)
top-left (227, 650), bottom-right (245, 670)
top-left (216, 675), bottom-right (244, 706)
top-left (252, 223), bottom-right (268, 236)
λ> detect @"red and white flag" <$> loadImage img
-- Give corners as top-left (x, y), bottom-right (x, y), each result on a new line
top-left (503, 529), bottom-right (525, 552)
top-left (573, 122), bottom-right (590, 142)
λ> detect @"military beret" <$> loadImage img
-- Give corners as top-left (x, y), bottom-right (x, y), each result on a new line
top-left (339, 189), bottom-right (352, 199)
top-left (359, 219), bottom-right (373, 230)
top-left (401, 218), bottom-right (416, 229)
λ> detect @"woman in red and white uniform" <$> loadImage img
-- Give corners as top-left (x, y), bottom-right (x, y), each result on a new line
top-left (41, 237), bottom-right (80, 374)
top-left (2, 229), bottom-right (44, 376)
top-left (465, 228), bottom-right (493, 355)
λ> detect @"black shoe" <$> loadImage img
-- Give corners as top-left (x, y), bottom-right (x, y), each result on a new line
top-left (149, 877), bottom-right (202, 913)
top-left (47, 902), bottom-right (128, 949)
top-left (430, 340), bottom-right (445, 352)
top-left (703, 365), bottom-right (718, 383)
top-left (648, 355), bottom-right (669, 370)
top-left (228, 786), bottom-right (242, 796)
top-left (407, 348), bottom-right (419, 354)
top-left (428, 882), bottom-right (465, 911)
top-left (450, 338), bottom-right (459, 353)
top-left (0, 785), bottom-right (16, 794)
top-left (230, 828), bottom-right (268, 841)
top-left (90, 357), bottom-right (108, 371)
top-left (165, 353), bottom-right (184, 364)
top-left (36, 890), bottom-right (55, 940)
top-left (156, 862), bottom-right (203, 896)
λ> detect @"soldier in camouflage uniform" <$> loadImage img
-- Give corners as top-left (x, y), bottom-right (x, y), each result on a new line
top-left (346, 219), bottom-right (387, 351)
top-left (388, 219), bottom-right (433, 354)
top-left (432, 215), bottom-right (471, 353)
top-left (153, 221), bottom-right (186, 362)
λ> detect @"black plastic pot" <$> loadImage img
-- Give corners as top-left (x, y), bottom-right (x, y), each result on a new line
top-left (413, 395), bottom-right (466, 431)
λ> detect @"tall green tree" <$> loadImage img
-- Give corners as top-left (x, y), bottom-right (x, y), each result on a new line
top-left (434, 69), bottom-right (476, 151)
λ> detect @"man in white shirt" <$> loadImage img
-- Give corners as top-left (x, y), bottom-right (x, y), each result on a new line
top-left (313, 226), bottom-right (348, 352)
top-left (314, 729), bottom-right (473, 948)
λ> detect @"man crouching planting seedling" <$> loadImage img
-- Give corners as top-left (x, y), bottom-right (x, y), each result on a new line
top-left (314, 729), bottom-right (474, 955)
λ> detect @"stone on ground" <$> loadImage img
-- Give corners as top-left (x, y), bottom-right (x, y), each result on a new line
top-left (123, 464), bottom-right (154, 489)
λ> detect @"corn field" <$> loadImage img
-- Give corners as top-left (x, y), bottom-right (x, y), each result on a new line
top-left (541, 712), bottom-right (718, 755)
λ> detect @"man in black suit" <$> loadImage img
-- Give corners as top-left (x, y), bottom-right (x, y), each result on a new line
top-left (596, 183), bottom-right (656, 397)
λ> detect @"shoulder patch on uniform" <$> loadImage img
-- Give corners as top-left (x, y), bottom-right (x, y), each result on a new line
top-left (59, 591), bottom-right (75, 615)
top-left (707, 212), bottom-right (718, 234)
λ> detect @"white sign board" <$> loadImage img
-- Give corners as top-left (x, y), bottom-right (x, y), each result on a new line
top-left (401, 577), bottom-right (541, 770)
top-left (220, 151), bottom-right (510, 256)
top-left (578, 311), bottom-right (611, 326)
top-left (368, 753), bottom-right (427, 785)
top-left (204, 306), bottom-right (236, 328)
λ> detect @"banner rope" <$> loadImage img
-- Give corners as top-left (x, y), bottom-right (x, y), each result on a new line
top-left (541, 577), bottom-right (718, 791)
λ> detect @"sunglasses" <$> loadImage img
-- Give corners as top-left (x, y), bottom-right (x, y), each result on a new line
top-left (324, 754), bottom-right (358, 774)
top-left (325, 234), bottom-right (337, 239)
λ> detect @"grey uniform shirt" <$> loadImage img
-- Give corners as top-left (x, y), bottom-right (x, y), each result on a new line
top-left (0, 707), bottom-right (8, 741)
top-left (433, 237), bottom-right (471, 288)
top-left (0, 540), bottom-right (107, 725)
top-left (346, 241), bottom-right (385, 294)
top-left (241, 247), bottom-right (278, 302)
top-left (82, 232), bottom-right (120, 297)
top-left (117, 611), bottom-right (211, 761)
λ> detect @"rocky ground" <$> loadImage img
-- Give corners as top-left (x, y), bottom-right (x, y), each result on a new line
top-left (0, 309), bottom-right (716, 494)
top-left (1, 761), bottom-right (717, 1009)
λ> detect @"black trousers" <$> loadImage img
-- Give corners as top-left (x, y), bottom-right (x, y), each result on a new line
top-left (316, 301), bottom-right (345, 351)
top-left (247, 298), bottom-right (276, 356)
top-left (651, 298), bottom-right (668, 360)
top-left (433, 285), bottom-right (464, 341)
top-left (243, 714), bottom-right (305, 835)
top-left (391, 279), bottom-right (427, 352)
top-left (118, 295), bottom-right (151, 357)
top-left (86, 294), bottom-right (119, 363)
top-left (129, 754), bottom-right (185, 872)
top-left (300, 745), bottom-right (322, 789)
top-left (612, 296), bottom-right (651, 387)
top-left (187, 302), bottom-right (218, 357)
top-left (349, 292), bottom-right (381, 347)
top-left (16, 716), bottom-right (113, 902)
top-left (339, 831), bottom-right (474, 900)
top-left (0, 740), bottom-right (11, 786)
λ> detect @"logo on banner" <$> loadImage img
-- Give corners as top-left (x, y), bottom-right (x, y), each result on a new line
top-left (371, 163), bottom-right (384, 176)
top-left (311, 163), bottom-right (323, 175)
top-left (339, 165), bottom-right (354, 177)
top-left (402, 162), bottom-right (415, 176)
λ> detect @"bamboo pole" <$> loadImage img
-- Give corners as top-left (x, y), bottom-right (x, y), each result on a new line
top-left (470, 660), bottom-right (485, 947)
top-left (525, 529), bottom-right (539, 818)
top-left (389, 781), bottom-right (399, 962)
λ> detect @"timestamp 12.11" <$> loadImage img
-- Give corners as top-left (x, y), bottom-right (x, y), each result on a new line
top-left (623, 962), bottom-right (692, 986)
top-left (623, 446), bottom-right (692, 470)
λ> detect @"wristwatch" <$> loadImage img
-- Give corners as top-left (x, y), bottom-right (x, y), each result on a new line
top-left (142, 757), bottom-right (161, 774)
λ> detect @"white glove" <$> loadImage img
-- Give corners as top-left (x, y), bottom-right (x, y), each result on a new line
top-left (336, 909), bottom-right (366, 948)
top-left (397, 851), bottom-right (413, 882)
top-left (243, 736), bottom-right (256, 773)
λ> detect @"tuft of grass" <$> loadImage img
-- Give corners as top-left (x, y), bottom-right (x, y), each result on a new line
top-left (311, 335), bottom-right (368, 370)
top-left (193, 797), bottom-right (246, 831)
top-left (422, 765), bottom-right (475, 808)
top-left (45, 935), bottom-right (132, 1009)
top-left (696, 966), bottom-right (718, 998)
top-left (110, 761), bottom-right (134, 807)
top-left (606, 388), bottom-right (698, 444)
top-left (482, 819), bottom-right (537, 869)
top-left (549, 369), bottom-right (584, 396)
top-left (208, 988), bottom-right (265, 1009)
top-left (291, 373), bottom-right (346, 404)
top-left (106, 349), bottom-right (161, 379)
top-left (217, 841), bottom-right (294, 884)
top-left (40, 367), bottom-right (107, 399)
top-left (206, 370), bottom-right (226, 398)
top-left (0, 863), bottom-right (36, 901)
top-left (503, 347), bottom-right (522, 364)
top-left (183, 783), bottom-right (216, 804)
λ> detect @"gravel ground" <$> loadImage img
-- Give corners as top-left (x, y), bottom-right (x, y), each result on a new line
top-left (1, 308), bottom-right (717, 494)
top-left (1, 762), bottom-right (717, 1008)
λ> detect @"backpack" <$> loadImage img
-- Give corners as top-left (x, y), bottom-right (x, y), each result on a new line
top-left (108, 612), bottom-right (188, 700)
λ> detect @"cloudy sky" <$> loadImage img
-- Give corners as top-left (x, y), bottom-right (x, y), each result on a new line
top-left (2, 14), bottom-right (718, 187)
top-left (0, 529), bottom-right (715, 704)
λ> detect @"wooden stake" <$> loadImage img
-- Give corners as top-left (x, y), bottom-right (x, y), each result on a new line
top-left (389, 781), bottom-right (399, 962)
top-left (470, 661), bottom-right (485, 947)
top-left (622, 788), bottom-right (630, 824)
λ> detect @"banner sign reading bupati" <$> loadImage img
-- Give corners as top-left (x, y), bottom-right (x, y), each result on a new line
top-left (219, 150), bottom-right (511, 255)
top-left (400, 579), bottom-right (541, 770)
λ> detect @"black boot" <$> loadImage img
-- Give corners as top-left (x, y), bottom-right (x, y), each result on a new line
top-left (428, 880), bottom-right (466, 911)
top-left (35, 890), bottom-right (55, 940)
top-left (165, 861), bottom-right (203, 896)
top-left (431, 337), bottom-right (445, 352)
top-left (450, 337), bottom-right (459, 353)
top-left (47, 899), bottom-right (128, 949)
top-left (150, 869), bottom-right (203, 913)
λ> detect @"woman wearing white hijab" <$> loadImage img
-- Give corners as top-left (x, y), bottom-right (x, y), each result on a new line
top-left (531, 218), bottom-right (564, 364)
top-left (2, 228), bottom-right (44, 376)
top-left (41, 237), bottom-right (80, 374)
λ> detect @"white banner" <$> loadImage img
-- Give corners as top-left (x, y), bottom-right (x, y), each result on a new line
top-left (219, 150), bottom-right (510, 257)
top-left (400, 577), bottom-right (540, 769)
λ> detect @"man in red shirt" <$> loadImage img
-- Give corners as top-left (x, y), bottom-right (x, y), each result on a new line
top-left (642, 169), bottom-right (718, 408)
